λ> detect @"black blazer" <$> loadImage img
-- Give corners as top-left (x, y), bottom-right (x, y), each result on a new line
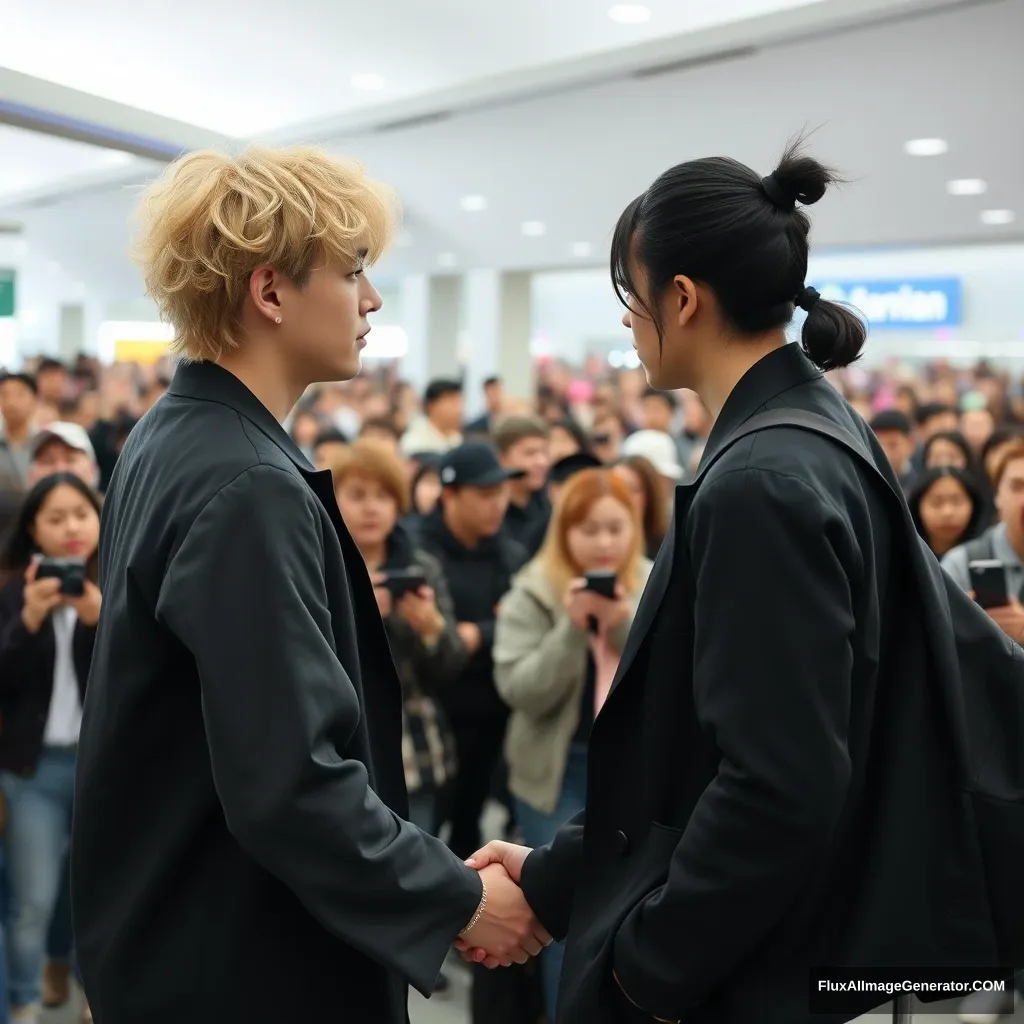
top-left (520, 343), bottom-right (999, 1024)
top-left (71, 361), bottom-right (481, 1024)
top-left (0, 578), bottom-right (94, 775)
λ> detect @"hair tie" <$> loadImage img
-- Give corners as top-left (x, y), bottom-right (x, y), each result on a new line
top-left (795, 285), bottom-right (820, 312)
top-left (761, 174), bottom-right (795, 211)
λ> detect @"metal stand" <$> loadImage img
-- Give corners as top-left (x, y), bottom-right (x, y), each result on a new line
top-left (892, 993), bottom-right (914, 1023)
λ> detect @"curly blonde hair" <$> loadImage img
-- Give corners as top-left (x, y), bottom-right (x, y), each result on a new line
top-left (133, 145), bottom-right (397, 362)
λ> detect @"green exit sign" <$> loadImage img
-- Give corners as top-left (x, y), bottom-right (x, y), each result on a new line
top-left (0, 269), bottom-right (14, 318)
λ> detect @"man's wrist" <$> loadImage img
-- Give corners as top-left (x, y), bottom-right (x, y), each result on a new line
top-left (460, 877), bottom-right (487, 937)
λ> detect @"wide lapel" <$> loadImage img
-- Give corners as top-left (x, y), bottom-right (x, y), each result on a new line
top-left (605, 483), bottom-right (687, 698)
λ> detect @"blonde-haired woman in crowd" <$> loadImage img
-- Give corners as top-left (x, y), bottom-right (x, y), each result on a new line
top-left (493, 468), bottom-right (652, 1019)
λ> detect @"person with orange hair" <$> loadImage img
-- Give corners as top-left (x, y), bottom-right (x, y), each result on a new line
top-left (71, 145), bottom-right (546, 1024)
top-left (493, 468), bottom-right (653, 1019)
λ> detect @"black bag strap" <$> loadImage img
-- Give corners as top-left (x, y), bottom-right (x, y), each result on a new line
top-left (694, 406), bottom-right (971, 779)
top-left (694, 408), bottom-right (903, 506)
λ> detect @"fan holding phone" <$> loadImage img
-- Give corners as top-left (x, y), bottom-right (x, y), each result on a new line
top-left (491, 468), bottom-right (652, 1020)
top-left (330, 442), bottom-right (467, 837)
top-left (941, 440), bottom-right (1024, 645)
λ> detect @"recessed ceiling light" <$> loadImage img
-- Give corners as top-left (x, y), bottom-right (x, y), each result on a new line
top-left (521, 221), bottom-right (547, 237)
top-left (351, 72), bottom-right (386, 91)
top-left (570, 242), bottom-right (593, 258)
top-left (947, 178), bottom-right (987, 196)
top-left (438, 252), bottom-right (458, 268)
top-left (981, 209), bottom-right (1016, 226)
top-left (608, 4), bottom-right (651, 24)
top-left (460, 195), bottom-right (488, 212)
top-left (904, 138), bottom-right (948, 157)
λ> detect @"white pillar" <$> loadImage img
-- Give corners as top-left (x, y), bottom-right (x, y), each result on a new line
top-left (463, 269), bottom-right (501, 419)
top-left (427, 275), bottom-right (462, 381)
top-left (398, 275), bottom-right (429, 391)
top-left (498, 271), bottom-right (533, 403)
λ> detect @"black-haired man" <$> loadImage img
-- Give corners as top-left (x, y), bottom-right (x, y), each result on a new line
top-left (414, 442), bottom-right (527, 859)
top-left (465, 376), bottom-right (505, 437)
top-left (869, 410), bottom-right (916, 489)
top-left (401, 379), bottom-right (464, 456)
top-left (494, 416), bottom-right (550, 554)
top-left (0, 372), bottom-right (39, 488)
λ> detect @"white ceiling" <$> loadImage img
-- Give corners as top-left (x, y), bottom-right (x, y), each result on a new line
top-left (1, 0), bottom-right (828, 134)
top-left (0, 0), bottom-right (1020, 309)
top-left (0, 126), bottom-right (151, 197)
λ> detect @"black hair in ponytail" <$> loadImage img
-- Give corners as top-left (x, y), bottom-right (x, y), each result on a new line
top-left (611, 135), bottom-right (867, 371)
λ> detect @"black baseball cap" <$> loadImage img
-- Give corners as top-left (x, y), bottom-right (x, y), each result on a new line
top-left (439, 442), bottom-right (524, 488)
top-left (549, 451), bottom-right (602, 484)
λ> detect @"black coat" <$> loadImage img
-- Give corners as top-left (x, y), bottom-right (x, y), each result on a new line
top-left (520, 343), bottom-right (999, 1024)
top-left (0, 579), bottom-right (94, 775)
top-left (72, 361), bottom-right (481, 1024)
top-left (412, 510), bottom-right (527, 722)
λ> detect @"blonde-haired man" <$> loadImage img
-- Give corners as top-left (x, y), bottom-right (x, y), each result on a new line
top-left (72, 146), bottom-right (548, 1024)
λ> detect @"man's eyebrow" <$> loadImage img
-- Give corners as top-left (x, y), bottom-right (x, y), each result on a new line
top-left (355, 248), bottom-right (368, 263)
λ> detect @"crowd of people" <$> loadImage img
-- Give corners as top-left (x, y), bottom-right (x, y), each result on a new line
top-left (0, 345), bottom-right (1022, 1023)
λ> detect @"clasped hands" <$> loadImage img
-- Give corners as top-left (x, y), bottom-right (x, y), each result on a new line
top-left (454, 840), bottom-right (552, 969)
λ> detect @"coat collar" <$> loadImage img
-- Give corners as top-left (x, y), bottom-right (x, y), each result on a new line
top-left (698, 342), bottom-right (822, 472)
top-left (167, 360), bottom-right (315, 474)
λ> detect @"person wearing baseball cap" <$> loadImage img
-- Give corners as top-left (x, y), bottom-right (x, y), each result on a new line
top-left (413, 442), bottom-right (529, 860)
top-left (28, 422), bottom-right (99, 490)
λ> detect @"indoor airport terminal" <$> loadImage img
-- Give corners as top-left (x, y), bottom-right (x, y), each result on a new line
top-left (3, 1), bottom-right (1024, 1022)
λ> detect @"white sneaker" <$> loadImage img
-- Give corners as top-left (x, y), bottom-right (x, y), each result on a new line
top-left (957, 987), bottom-right (1020, 1024)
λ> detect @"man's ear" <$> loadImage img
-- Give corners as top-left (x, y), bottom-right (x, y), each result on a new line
top-left (250, 265), bottom-right (283, 324)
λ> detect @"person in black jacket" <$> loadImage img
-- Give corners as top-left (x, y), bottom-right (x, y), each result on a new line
top-left (412, 442), bottom-right (528, 860)
top-left (71, 145), bottom-right (547, 1024)
top-left (0, 473), bottom-right (101, 1022)
top-left (461, 142), bottom-right (1001, 1024)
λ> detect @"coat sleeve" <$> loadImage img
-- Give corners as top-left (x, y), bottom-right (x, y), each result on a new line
top-left (155, 465), bottom-right (482, 996)
top-left (518, 808), bottom-right (586, 941)
top-left (493, 584), bottom-right (589, 718)
top-left (0, 584), bottom-right (44, 699)
top-left (612, 467), bottom-right (860, 1022)
top-left (412, 551), bottom-right (470, 687)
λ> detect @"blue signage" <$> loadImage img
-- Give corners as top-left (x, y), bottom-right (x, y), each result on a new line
top-left (809, 277), bottom-right (962, 329)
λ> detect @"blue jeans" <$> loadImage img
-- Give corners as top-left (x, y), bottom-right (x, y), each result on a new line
top-left (1, 747), bottom-right (77, 1010)
top-left (514, 743), bottom-right (588, 1023)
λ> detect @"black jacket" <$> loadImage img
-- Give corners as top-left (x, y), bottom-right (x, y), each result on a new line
top-left (412, 510), bottom-right (526, 721)
top-left (0, 578), bottom-right (94, 775)
top-left (520, 343), bottom-right (998, 1024)
top-left (503, 489), bottom-right (551, 558)
top-left (72, 361), bottom-right (481, 1024)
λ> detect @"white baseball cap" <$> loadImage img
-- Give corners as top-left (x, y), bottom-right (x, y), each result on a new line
top-left (32, 422), bottom-right (96, 463)
top-left (621, 430), bottom-right (683, 481)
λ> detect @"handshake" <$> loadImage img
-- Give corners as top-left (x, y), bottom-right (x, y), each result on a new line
top-left (454, 840), bottom-right (553, 969)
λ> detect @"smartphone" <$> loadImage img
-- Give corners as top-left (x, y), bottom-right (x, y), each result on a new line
top-left (36, 556), bottom-right (86, 597)
top-left (968, 559), bottom-right (1009, 609)
top-left (583, 570), bottom-right (617, 600)
top-left (381, 568), bottom-right (427, 600)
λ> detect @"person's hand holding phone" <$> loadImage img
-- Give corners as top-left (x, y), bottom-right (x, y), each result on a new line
top-left (65, 580), bottom-right (103, 627)
top-left (370, 572), bottom-right (392, 618)
top-left (564, 579), bottom-right (606, 633)
top-left (456, 621), bottom-right (482, 654)
top-left (397, 586), bottom-right (444, 643)
top-left (21, 558), bottom-right (63, 634)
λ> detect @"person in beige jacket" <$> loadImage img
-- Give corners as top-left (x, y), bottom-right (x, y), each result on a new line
top-left (493, 467), bottom-right (652, 1019)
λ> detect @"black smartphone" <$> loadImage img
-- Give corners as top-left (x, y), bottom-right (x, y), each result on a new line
top-left (968, 559), bottom-right (1009, 610)
top-left (36, 556), bottom-right (86, 597)
top-left (381, 568), bottom-right (427, 600)
top-left (583, 570), bottom-right (617, 600)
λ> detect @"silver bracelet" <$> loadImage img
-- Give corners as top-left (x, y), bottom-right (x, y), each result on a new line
top-left (461, 879), bottom-right (488, 937)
